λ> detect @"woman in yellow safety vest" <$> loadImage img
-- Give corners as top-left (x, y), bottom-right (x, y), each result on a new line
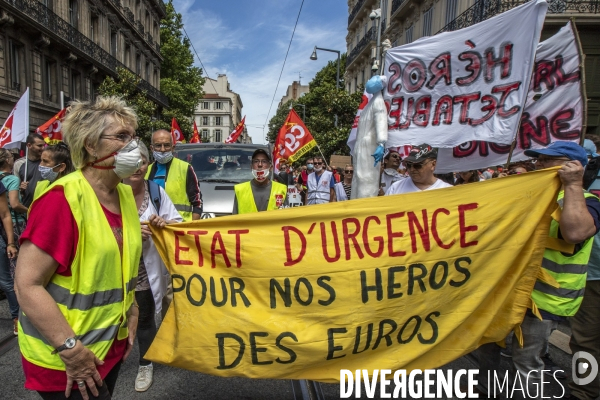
top-left (15, 96), bottom-right (167, 399)
top-left (32, 142), bottom-right (75, 201)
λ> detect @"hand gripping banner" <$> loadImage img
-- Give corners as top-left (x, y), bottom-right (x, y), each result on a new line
top-left (147, 169), bottom-right (561, 382)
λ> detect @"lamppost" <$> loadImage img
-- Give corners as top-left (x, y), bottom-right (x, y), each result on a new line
top-left (370, 4), bottom-right (383, 74)
top-left (290, 101), bottom-right (306, 121)
top-left (310, 46), bottom-right (341, 127)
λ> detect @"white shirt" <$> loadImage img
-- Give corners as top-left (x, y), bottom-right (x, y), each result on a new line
top-left (385, 177), bottom-right (452, 195)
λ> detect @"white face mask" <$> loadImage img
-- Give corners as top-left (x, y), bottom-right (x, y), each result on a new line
top-left (113, 140), bottom-right (142, 179)
top-left (252, 169), bottom-right (270, 182)
top-left (153, 150), bottom-right (173, 164)
top-left (314, 166), bottom-right (322, 172)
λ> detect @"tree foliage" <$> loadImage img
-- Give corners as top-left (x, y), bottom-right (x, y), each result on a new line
top-left (267, 54), bottom-right (363, 165)
top-left (98, 67), bottom-right (166, 144)
top-left (159, 1), bottom-right (205, 140)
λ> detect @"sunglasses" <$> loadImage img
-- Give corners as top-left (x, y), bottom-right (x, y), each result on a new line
top-left (314, 162), bottom-right (323, 165)
top-left (345, 170), bottom-right (354, 173)
top-left (405, 160), bottom-right (431, 170)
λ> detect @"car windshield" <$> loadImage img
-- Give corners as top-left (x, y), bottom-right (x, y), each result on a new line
top-left (174, 147), bottom-right (258, 183)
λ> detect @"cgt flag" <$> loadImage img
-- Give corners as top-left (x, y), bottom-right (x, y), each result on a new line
top-left (171, 118), bottom-right (186, 143)
top-left (225, 116), bottom-right (246, 144)
top-left (190, 121), bottom-right (201, 143)
top-left (273, 109), bottom-right (316, 173)
top-left (0, 88), bottom-right (29, 149)
top-left (36, 108), bottom-right (67, 145)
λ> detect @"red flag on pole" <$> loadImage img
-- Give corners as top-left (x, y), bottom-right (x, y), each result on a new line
top-left (190, 120), bottom-right (201, 143)
top-left (36, 108), bottom-right (67, 144)
top-left (273, 109), bottom-right (316, 173)
top-left (0, 88), bottom-right (29, 149)
top-left (171, 118), bottom-right (186, 143)
top-left (225, 116), bottom-right (246, 144)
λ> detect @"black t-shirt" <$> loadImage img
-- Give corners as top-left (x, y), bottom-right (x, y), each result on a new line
top-left (19, 159), bottom-right (42, 208)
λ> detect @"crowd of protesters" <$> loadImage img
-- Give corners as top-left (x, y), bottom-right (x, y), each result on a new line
top-left (0, 94), bottom-right (599, 400)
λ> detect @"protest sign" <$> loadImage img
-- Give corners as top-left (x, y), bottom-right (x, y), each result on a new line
top-left (436, 22), bottom-right (584, 173)
top-left (146, 168), bottom-right (561, 382)
top-left (383, 0), bottom-right (547, 148)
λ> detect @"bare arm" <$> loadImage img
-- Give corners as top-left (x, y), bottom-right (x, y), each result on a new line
top-left (559, 161), bottom-right (597, 243)
top-left (0, 194), bottom-right (16, 258)
top-left (8, 190), bottom-right (28, 214)
top-left (330, 187), bottom-right (336, 203)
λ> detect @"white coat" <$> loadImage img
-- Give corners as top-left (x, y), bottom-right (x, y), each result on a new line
top-left (139, 184), bottom-right (183, 315)
top-left (351, 90), bottom-right (388, 199)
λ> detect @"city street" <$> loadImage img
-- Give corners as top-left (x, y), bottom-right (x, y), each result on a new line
top-left (0, 299), bottom-right (580, 400)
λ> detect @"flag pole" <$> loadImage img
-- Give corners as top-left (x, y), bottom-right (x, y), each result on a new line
top-left (316, 144), bottom-right (329, 169)
top-left (571, 17), bottom-right (587, 145)
top-left (24, 147), bottom-right (28, 183)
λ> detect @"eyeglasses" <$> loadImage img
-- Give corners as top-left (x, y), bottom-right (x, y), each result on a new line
top-left (252, 159), bottom-right (271, 165)
top-left (314, 162), bottom-right (323, 165)
top-left (101, 133), bottom-right (137, 143)
top-left (152, 143), bottom-right (173, 151)
top-left (389, 154), bottom-right (401, 159)
top-left (345, 170), bottom-right (354, 173)
top-left (405, 160), bottom-right (431, 170)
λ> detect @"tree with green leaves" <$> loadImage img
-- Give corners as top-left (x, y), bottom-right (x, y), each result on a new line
top-left (268, 54), bottom-right (363, 165)
top-left (159, 1), bottom-right (205, 140)
top-left (98, 67), bottom-right (167, 143)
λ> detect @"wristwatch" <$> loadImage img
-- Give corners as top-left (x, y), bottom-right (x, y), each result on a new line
top-left (51, 336), bottom-right (80, 355)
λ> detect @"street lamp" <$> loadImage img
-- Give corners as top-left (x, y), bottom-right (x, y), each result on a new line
top-left (310, 46), bottom-right (341, 127)
top-left (370, 3), bottom-right (384, 74)
top-left (290, 102), bottom-right (306, 121)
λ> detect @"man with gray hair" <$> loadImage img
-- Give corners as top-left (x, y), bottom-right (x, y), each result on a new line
top-left (145, 129), bottom-right (201, 221)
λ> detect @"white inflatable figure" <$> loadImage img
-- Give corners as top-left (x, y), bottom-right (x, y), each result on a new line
top-left (351, 75), bottom-right (388, 199)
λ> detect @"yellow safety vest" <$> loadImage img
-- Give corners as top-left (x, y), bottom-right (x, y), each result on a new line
top-left (33, 180), bottom-right (50, 201)
top-left (234, 181), bottom-right (287, 214)
top-left (531, 190), bottom-right (597, 317)
top-left (19, 170), bottom-right (141, 370)
top-left (146, 158), bottom-right (193, 221)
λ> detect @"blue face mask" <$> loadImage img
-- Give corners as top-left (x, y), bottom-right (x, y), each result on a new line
top-left (39, 164), bottom-right (61, 182)
top-left (307, 163), bottom-right (314, 170)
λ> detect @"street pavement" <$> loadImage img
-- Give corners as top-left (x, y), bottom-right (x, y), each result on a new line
top-left (0, 298), bottom-right (585, 399)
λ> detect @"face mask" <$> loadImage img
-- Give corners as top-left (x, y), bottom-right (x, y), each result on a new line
top-left (39, 164), bottom-right (60, 182)
top-left (314, 166), bottom-right (322, 172)
top-left (307, 163), bottom-right (314, 170)
top-left (252, 169), bottom-right (270, 182)
top-left (114, 140), bottom-right (142, 179)
top-left (153, 151), bottom-right (173, 164)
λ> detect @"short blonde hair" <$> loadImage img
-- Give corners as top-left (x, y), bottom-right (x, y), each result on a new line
top-left (63, 96), bottom-right (138, 169)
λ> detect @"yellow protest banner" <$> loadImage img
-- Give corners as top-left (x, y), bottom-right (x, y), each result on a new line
top-left (146, 168), bottom-right (561, 383)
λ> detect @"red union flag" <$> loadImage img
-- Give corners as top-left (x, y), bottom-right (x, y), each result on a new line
top-left (36, 108), bottom-right (67, 144)
top-left (171, 118), bottom-right (185, 143)
top-left (273, 109), bottom-right (316, 173)
top-left (225, 116), bottom-right (246, 144)
top-left (190, 120), bottom-right (200, 143)
top-left (0, 88), bottom-right (29, 148)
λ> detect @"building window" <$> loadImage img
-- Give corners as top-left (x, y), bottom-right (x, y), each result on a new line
top-left (202, 101), bottom-right (210, 110)
top-left (136, 54), bottom-right (141, 75)
top-left (153, 70), bottom-right (157, 86)
top-left (70, 70), bottom-right (81, 100)
top-left (124, 45), bottom-right (131, 68)
top-left (202, 116), bottom-right (208, 125)
top-left (215, 129), bottom-right (222, 142)
top-left (110, 30), bottom-right (118, 57)
top-left (423, 7), bottom-right (433, 37)
top-left (445, 0), bottom-right (458, 25)
top-left (202, 129), bottom-right (209, 141)
top-left (215, 101), bottom-right (223, 110)
top-left (215, 117), bottom-right (222, 126)
top-left (405, 25), bottom-right (414, 44)
top-left (43, 58), bottom-right (56, 101)
top-left (361, 69), bottom-right (365, 85)
top-left (354, 76), bottom-right (358, 92)
top-left (69, 0), bottom-right (78, 27)
top-left (8, 40), bottom-right (24, 91)
top-left (145, 62), bottom-right (150, 81)
top-left (90, 14), bottom-right (99, 42)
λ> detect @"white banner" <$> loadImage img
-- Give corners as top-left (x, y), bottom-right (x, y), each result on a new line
top-left (347, 91), bottom-right (372, 156)
top-left (436, 22), bottom-right (583, 173)
top-left (383, 0), bottom-right (547, 148)
top-left (0, 88), bottom-right (29, 149)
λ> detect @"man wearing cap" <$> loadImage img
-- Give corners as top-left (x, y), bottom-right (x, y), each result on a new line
top-left (510, 141), bottom-right (600, 399)
top-left (232, 149), bottom-right (287, 214)
top-left (385, 144), bottom-right (452, 195)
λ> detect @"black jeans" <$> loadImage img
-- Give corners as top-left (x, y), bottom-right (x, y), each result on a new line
top-left (135, 289), bottom-right (157, 366)
top-left (37, 362), bottom-right (121, 399)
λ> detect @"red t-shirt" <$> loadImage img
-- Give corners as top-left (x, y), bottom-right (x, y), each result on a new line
top-left (20, 187), bottom-right (127, 391)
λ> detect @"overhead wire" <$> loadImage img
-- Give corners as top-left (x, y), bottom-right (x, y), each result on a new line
top-left (262, 0), bottom-right (305, 141)
top-left (181, 25), bottom-right (218, 94)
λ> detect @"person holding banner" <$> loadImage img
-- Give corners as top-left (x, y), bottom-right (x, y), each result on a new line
top-left (306, 156), bottom-right (335, 204)
top-left (14, 96), bottom-right (149, 399)
top-left (233, 149), bottom-right (287, 214)
top-left (333, 165), bottom-right (353, 202)
top-left (146, 129), bottom-right (202, 221)
top-left (508, 141), bottom-right (600, 398)
top-left (14, 133), bottom-right (46, 208)
top-left (385, 144), bottom-right (452, 195)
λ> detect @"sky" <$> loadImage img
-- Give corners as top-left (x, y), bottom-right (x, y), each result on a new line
top-left (171, 0), bottom-right (348, 144)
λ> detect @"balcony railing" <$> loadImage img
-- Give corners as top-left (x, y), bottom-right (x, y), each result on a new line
top-left (391, 0), bottom-right (405, 15)
top-left (438, 0), bottom-right (599, 34)
top-left (347, 25), bottom-right (376, 67)
top-left (348, 0), bottom-right (366, 26)
top-left (3, 0), bottom-right (168, 107)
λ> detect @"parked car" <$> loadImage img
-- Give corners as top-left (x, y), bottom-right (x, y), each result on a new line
top-left (174, 142), bottom-right (270, 218)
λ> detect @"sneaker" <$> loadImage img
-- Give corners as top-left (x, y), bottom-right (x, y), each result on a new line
top-left (13, 318), bottom-right (18, 336)
top-left (542, 354), bottom-right (567, 379)
top-left (500, 346), bottom-right (512, 358)
top-left (135, 364), bottom-right (154, 392)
